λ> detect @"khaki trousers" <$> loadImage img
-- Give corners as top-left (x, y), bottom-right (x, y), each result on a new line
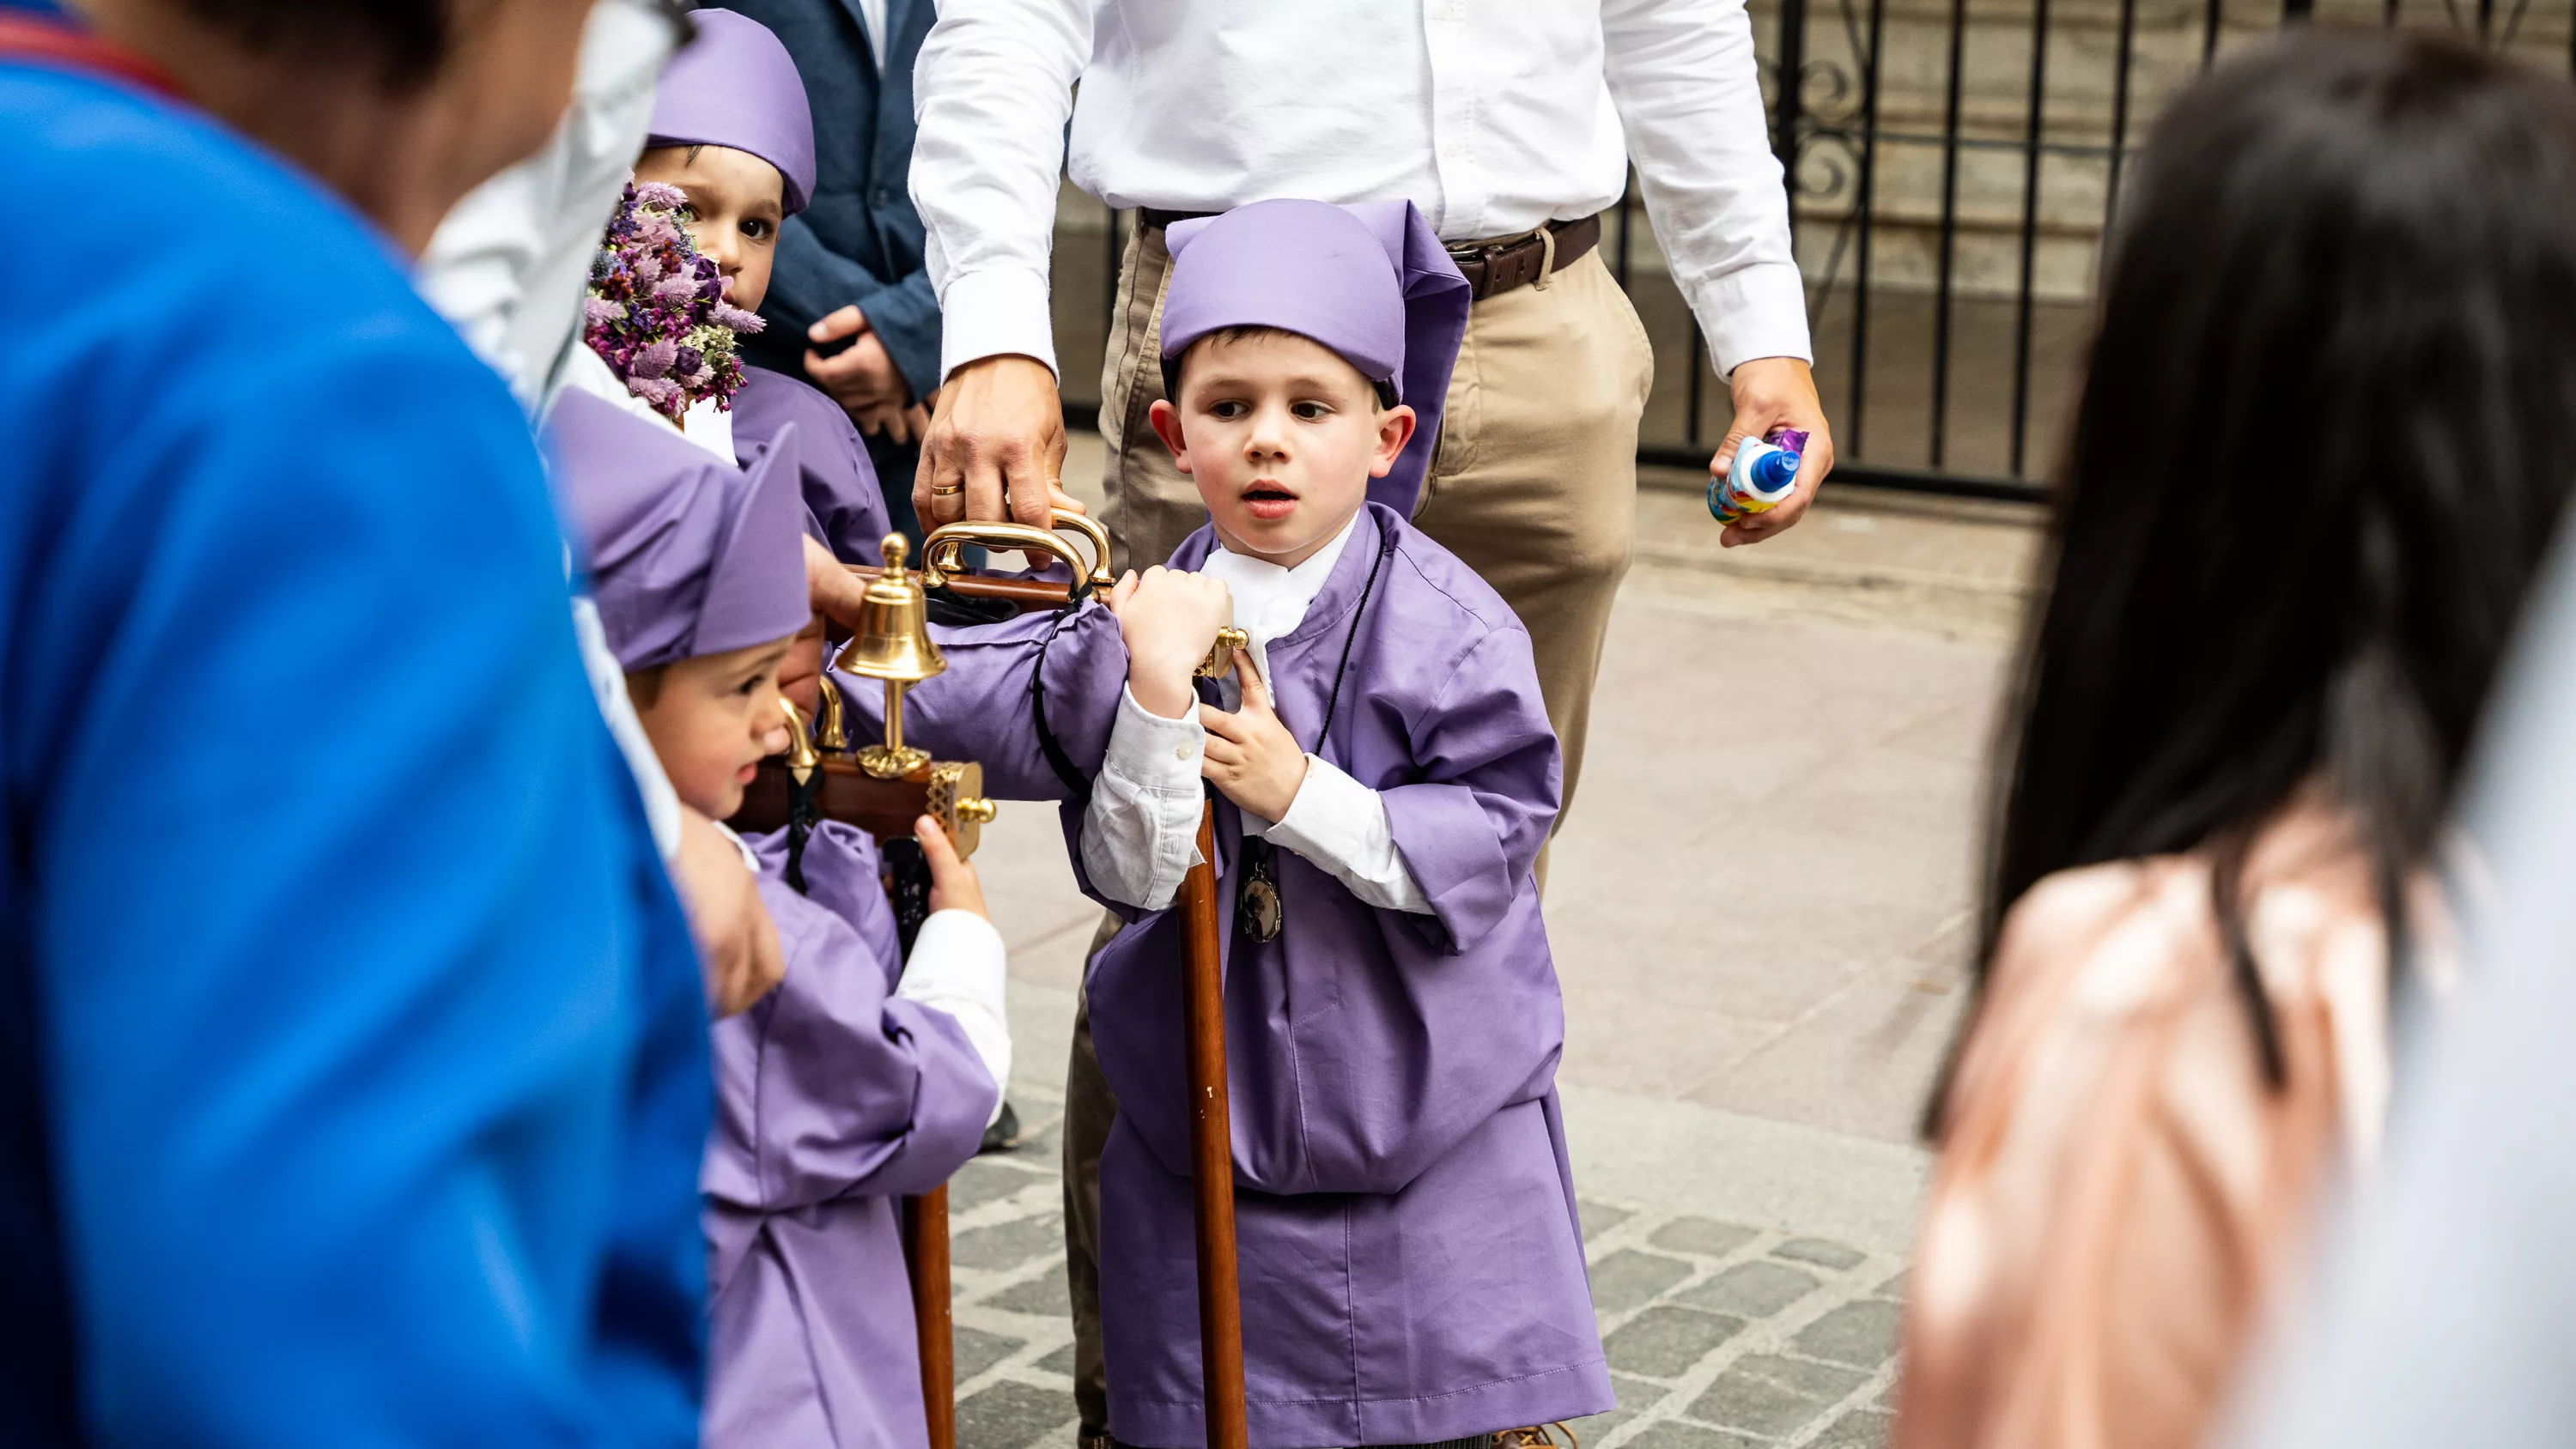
top-left (1065, 221), bottom-right (1655, 1439)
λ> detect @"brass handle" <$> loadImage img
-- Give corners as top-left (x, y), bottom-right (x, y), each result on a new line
top-left (920, 508), bottom-right (1115, 597)
top-left (1196, 626), bottom-right (1251, 678)
top-left (781, 698), bottom-right (820, 779)
top-left (956, 797), bottom-right (998, 826)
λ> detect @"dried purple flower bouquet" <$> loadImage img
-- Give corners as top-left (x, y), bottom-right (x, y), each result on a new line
top-left (584, 180), bottom-right (766, 422)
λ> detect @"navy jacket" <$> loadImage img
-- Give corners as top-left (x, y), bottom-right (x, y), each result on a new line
top-left (724, 0), bottom-right (943, 403)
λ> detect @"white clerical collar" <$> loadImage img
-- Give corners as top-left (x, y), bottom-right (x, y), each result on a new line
top-left (1200, 512), bottom-right (1359, 687)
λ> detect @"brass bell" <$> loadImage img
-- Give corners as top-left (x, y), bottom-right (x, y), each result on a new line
top-left (833, 533), bottom-right (945, 779)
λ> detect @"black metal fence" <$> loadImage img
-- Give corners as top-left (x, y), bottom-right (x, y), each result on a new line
top-left (1049, 0), bottom-right (2576, 502)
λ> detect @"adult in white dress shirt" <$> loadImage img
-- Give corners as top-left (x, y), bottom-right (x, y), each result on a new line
top-left (902, 6), bottom-right (1831, 1442)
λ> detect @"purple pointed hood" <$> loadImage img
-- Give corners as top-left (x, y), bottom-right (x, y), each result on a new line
top-left (547, 389), bottom-right (811, 672)
top-left (646, 8), bottom-right (817, 217)
top-left (1161, 198), bottom-right (1471, 515)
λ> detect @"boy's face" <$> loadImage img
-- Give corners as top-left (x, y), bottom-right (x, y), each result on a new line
top-left (634, 143), bottom-right (785, 312)
top-left (630, 636), bottom-right (796, 821)
top-left (1147, 330), bottom-right (1415, 569)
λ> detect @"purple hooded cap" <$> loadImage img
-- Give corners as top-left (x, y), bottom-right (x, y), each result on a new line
top-left (645, 9), bottom-right (817, 218)
top-left (1161, 199), bottom-right (1471, 515)
top-left (547, 389), bottom-right (811, 672)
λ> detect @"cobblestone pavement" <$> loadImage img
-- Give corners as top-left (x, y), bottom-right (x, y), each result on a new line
top-left (937, 1091), bottom-right (1905, 1449)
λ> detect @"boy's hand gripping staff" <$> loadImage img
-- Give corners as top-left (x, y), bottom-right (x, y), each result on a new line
top-left (1708, 427), bottom-right (1809, 526)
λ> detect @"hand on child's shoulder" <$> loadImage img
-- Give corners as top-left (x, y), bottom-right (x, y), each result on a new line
top-left (1107, 566), bottom-right (1230, 718)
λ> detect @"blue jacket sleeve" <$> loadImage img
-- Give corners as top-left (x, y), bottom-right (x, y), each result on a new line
top-left (765, 217), bottom-right (945, 402)
top-left (24, 324), bottom-right (706, 1448)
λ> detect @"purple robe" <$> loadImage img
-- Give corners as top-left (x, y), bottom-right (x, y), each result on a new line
top-left (831, 504), bottom-right (1609, 1448)
top-left (702, 821), bottom-right (996, 1449)
top-left (733, 364), bottom-right (892, 563)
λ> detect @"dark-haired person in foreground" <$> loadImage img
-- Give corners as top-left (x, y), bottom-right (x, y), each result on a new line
top-left (1894, 32), bottom-right (2576, 1449)
top-left (2, 0), bottom-right (713, 1442)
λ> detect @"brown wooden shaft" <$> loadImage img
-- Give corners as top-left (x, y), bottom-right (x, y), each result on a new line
top-left (904, 1186), bottom-right (957, 1449)
top-left (845, 564), bottom-right (1072, 611)
top-left (1179, 803), bottom-right (1249, 1449)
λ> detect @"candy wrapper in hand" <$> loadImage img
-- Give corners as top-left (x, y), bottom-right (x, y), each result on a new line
top-left (583, 180), bottom-right (767, 423)
top-left (1708, 427), bottom-right (1808, 526)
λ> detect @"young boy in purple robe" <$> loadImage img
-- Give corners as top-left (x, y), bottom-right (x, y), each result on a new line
top-left (547, 387), bottom-right (1010, 1449)
top-left (576, 7), bottom-right (894, 565)
top-left (832, 198), bottom-right (1611, 1449)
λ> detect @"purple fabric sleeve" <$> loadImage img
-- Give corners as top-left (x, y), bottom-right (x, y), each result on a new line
top-left (1381, 625), bottom-right (1561, 954)
top-left (829, 601), bottom-right (1128, 803)
top-left (702, 825), bottom-right (992, 1218)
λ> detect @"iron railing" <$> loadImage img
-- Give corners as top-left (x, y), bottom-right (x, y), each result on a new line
top-left (1048, 0), bottom-right (2576, 501)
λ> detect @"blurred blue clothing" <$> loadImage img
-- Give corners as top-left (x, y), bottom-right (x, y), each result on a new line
top-left (722, 0), bottom-right (938, 540)
top-left (0, 51), bottom-right (708, 1449)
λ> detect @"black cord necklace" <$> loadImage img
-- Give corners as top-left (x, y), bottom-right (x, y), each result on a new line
top-left (1236, 520), bottom-right (1396, 943)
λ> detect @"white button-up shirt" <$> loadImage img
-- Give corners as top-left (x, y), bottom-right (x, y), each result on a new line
top-left (910, 0), bottom-right (1809, 384)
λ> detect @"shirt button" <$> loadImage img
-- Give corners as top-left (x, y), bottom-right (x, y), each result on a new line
top-left (1176, 743), bottom-right (1195, 761)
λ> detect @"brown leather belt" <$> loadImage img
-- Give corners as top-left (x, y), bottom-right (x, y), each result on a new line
top-left (1139, 208), bottom-right (1604, 302)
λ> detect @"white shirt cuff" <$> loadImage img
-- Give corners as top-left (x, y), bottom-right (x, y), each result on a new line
top-left (1254, 755), bottom-right (1434, 915)
top-left (896, 908), bottom-right (1012, 1127)
top-left (936, 266), bottom-right (1060, 384)
top-left (1689, 259), bottom-right (1816, 378)
top-left (1106, 683), bottom-right (1206, 795)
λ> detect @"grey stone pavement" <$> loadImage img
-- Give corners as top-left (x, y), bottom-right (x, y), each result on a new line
top-left (950, 446), bottom-right (2045, 1449)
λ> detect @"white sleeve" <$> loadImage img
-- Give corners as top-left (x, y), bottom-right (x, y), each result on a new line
top-left (896, 910), bottom-right (1012, 1129)
top-left (1601, 0), bottom-right (1813, 376)
top-left (1250, 755), bottom-right (1436, 915)
top-left (1079, 685), bottom-right (1208, 912)
top-left (418, 0), bottom-right (671, 410)
top-left (908, 0), bottom-right (1099, 382)
top-left (572, 591), bottom-right (683, 862)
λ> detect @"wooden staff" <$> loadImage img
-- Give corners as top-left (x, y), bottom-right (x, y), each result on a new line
top-left (1180, 802), bottom-right (1249, 1449)
top-left (904, 1185), bottom-right (956, 1449)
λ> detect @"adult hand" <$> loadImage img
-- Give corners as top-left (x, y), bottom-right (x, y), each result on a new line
top-left (917, 814), bottom-right (988, 918)
top-left (777, 614), bottom-right (828, 720)
top-left (805, 306), bottom-right (915, 439)
top-left (915, 355), bottom-right (1066, 530)
top-left (671, 807), bottom-right (786, 1017)
top-left (1200, 653), bottom-right (1308, 823)
top-left (1710, 356), bottom-right (1836, 549)
top-left (805, 534), bottom-right (871, 635)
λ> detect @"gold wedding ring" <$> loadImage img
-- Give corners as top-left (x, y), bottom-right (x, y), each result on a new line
top-left (929, 481), bottom-right (964, 496)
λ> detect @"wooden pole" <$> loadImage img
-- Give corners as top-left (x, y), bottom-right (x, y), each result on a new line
top-left (1179, 802), bottom-right (1249, 1449)
top-left (905, 1186), bottom-right (956, 1449)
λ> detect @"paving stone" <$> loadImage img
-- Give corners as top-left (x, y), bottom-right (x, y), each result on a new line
top-left (1874, 1268), bottom-right (1910, 1303)
top-left (1766, 1237), bottom-right (1868, 1272)
top-left (1687, 1354), bottom-right (1867, 1438)
top-left (955, 1379), bottom-right (1076, 1449)
top-left (1617, 1421), bottom-right (1764, 1449)
top-left (1035, 1343), bottom-right (1080, 1378)
top-left (1578, 1200), bottom-right (1633, 1242)
top-left (1648, 1217), bottom-right (1760, 1260)
top-left (1794, 1300), bottom-right (1903, 1368)
top-left (1566, 1370), bottom-right (1664, 1446)
top-left (1808, 1409), bottom-right (1897, 1448)
top-left (955, 1213), bottom-right (1066, 1271)
top-left (955, 1325), bottom-right (1023, 1381)
top-left (1588, 1249), bottom-right (1693, 1314)
top-left (1678, 1259), bottom-right (1820, 1320)
top-left (1770, 1238), bottom-right (1867, 1271)
top-left (951, 1155), bottom-right (1051, 1212)
top-left (1601, 1306), bottom-right (1746, 1379)
top-left (985, 1264), bottom-right (1072, 1319)
top-left (1877, 1379), bottom-right (1903, 1410)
